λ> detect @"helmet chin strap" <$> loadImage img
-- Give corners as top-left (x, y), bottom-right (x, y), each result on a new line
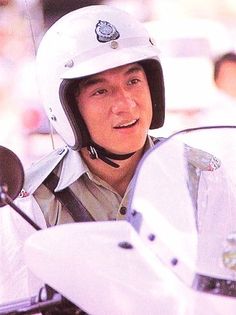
top-left (87, 141), bottom-right (136, 168)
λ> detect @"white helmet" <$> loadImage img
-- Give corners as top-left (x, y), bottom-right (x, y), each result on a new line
top-left (36, 5), bottom-right (165, 151)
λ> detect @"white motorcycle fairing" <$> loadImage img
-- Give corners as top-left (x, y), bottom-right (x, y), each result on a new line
top-left (24, 221), bottom-right (187, 315)
top-left (22, 126), bottom-right (236, 314)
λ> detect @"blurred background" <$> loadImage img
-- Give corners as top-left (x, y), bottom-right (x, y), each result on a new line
top-left (1, 0), bottom-right (236, 168)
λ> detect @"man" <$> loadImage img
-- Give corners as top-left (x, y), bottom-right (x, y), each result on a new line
top-left (0, 4), bottom-right (165, 302)
top-left (1, 5), bottom-right (236, 312)
top-left (22, 4), bottom-right (165, 226)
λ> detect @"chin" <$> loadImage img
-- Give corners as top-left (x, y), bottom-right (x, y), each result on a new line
top-left (112, 142), bottom-right (144, 155)
top-left (98, 134), bottom-right (147, 154)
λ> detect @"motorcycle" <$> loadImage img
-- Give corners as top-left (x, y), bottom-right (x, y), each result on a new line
top-left (0, 126), bottom-right (236, 315)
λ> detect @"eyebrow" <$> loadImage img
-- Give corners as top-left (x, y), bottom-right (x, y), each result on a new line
top-left (79, 64), bottom-right (143, 90)
top-left (125, 64), bottom-right (144, 75)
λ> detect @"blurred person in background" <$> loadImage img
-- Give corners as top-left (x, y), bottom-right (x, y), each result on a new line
top-left (0, 0), bottom-right (45, 166)
top-left (199, 51), bottom-right (236, 126)
top-left (214, 52), bottom-right (236, 99)
top-left (0, 0), bottom-right (27, 162)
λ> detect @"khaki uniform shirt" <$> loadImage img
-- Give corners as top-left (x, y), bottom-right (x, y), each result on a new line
top-left (22, 136), bottom-right (222, 227)
top-left (23, 136), bottom-right (156, 227)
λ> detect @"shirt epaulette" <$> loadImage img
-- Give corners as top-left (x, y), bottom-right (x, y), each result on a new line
top-left (23, 146), bottom-right (69, 194)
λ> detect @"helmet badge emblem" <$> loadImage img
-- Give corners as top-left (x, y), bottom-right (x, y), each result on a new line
top-left (95, 20), bottom-right (120, 43)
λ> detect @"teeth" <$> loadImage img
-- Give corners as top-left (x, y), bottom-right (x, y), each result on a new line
top-left (117, 119), bottom-right (137, 128)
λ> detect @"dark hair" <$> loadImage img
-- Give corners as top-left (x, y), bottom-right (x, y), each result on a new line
top-left (213, 52), bottom-right (236, 81)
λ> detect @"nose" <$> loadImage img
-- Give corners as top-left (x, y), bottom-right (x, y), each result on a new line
top-left (111, 89), bottom-right (136, 114)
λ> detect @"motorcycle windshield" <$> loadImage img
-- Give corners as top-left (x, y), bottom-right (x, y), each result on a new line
top-left (129, 126), bottom-right (236, 297)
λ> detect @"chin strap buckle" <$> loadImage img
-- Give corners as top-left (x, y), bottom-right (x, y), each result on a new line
top-left (88, 145), bottom-right (99, 160)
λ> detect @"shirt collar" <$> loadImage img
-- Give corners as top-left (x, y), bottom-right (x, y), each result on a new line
top-left (55, 148), bottom-right (89, 192)
top-left (55, 135), bottom-right (158, 192)
top-left (146, 134), bottom-right (156, 149)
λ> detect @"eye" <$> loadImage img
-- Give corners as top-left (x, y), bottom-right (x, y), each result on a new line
top-left (127, 78), bottom-right (141, 86)
top-left (92, 89), bottom-right (107, 96)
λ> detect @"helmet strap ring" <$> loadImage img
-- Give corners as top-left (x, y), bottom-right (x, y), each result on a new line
top-left (87, 143), bottom-right (135, 168)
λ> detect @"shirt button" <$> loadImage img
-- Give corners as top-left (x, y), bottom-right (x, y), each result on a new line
top-left (120, 206), bottom-right (127, 215)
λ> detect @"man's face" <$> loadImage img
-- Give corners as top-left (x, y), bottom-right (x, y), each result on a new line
top-left (75, 62), bottom-right (153, 154)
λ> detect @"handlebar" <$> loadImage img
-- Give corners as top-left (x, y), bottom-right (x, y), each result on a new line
top-left (0, 286), bottom-right (87, 315)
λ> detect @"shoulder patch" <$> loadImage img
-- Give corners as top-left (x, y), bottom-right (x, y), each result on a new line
top-left (207, 156), bottom-right (221, 171)
top-left (185, 145), bottom-right (221, 171)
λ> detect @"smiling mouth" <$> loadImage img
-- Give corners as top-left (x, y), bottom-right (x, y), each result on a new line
top-left (114, 119), bottom-right (139, 129)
